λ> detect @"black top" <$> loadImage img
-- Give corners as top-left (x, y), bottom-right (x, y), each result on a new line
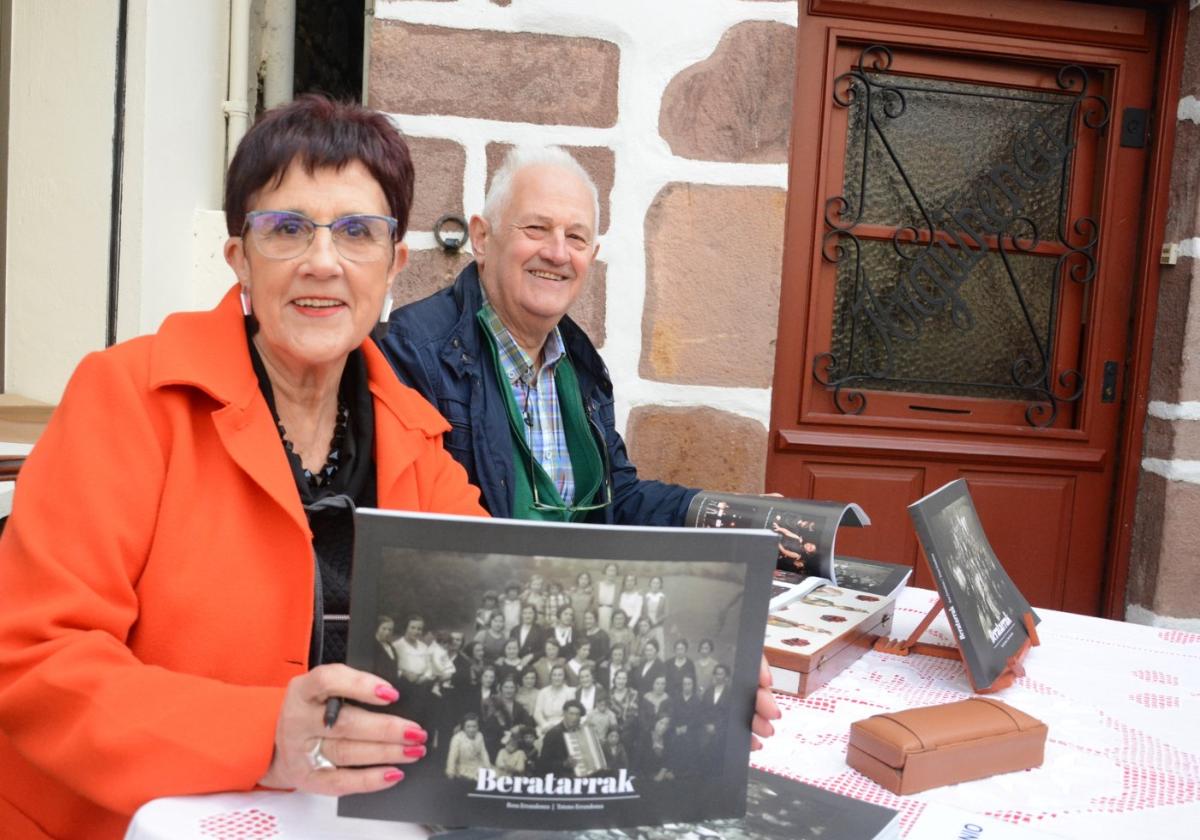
top-left (247, 329), bottom-right (376, 666)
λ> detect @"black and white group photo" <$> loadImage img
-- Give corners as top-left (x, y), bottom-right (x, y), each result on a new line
top-left (366, 550), bottom-right (749, 786)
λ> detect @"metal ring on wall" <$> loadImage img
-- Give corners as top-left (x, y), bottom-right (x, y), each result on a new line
top-left (433, 214), bottom-right (469, 252)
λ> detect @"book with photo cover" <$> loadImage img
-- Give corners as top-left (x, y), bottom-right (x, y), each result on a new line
top-left (685, 492), bottom-right (871, 609)
top-left (338, 510), bottom-right (778, 830)
top-left (907, 479), bottom-right (1041, 692)
top-left (832, 556), bottom-right (911, 599)
top-left (431, 765), bottom-right (901, 840)
top-left (769, 557), bottom-right (909, 612)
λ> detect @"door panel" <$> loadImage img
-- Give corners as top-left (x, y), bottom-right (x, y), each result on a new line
top-left (801, 462), bottom-right (925, 573)
top-left (769, 3), bottom-right (1161, 614)
top-left (960, 471), bottom-right (1076, 608)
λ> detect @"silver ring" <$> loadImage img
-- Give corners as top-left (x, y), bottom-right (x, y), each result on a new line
top-left (308, 737), bottom-right (336, 771)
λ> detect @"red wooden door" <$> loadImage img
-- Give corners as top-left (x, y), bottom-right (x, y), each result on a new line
top-left (768, 1), bottom-right (1168, 615)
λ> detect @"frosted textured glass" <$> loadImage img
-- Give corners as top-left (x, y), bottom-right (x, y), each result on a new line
top-left (827, 71), bottom-right (1079, 401)
top-left (837, 74), bottom-right (1074, 242)
top-left (829, 240), bottom-right (1057, 399)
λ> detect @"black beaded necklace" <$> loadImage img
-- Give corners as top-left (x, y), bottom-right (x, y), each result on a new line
top-left (276, 400), bottom-right (350, 489)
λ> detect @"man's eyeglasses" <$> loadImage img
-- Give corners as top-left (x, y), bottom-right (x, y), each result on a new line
top-left (528, 441), bottom-right (613, 514)
top-left (243, 210), bottom-right (398, 263)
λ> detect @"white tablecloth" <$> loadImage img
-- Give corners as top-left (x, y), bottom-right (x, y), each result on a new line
top-left (127, 587), bottom-right (1200, 839)
top-left (126, 789), bottom-right (429, 839)
top-left (753, 587), bottom-right (1200, 839)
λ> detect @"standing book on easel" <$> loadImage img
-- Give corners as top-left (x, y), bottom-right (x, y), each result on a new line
top-left (907, 479), bottom-right (1040, 692)
top-left (686, 492), bottom-right (874, 608)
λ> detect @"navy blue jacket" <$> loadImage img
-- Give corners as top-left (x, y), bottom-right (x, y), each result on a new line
top-left (378, 263), bottom-right (698, 525)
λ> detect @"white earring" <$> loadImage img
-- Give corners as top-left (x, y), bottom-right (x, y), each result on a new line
top-left (379, 292), bottom-right (393, 323)
top-left (239, 287), bottom-right (253, 317)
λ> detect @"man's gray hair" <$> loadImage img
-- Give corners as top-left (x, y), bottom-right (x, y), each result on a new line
top-left (481, 145), bottom-right (600, 234)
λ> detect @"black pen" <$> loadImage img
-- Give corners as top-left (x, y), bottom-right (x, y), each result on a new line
top-left (324, 696), bottom-right (343, 729)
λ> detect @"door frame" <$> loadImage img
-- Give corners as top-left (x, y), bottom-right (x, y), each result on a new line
top-left (1105, 0), bottom-right (1189, 619)
top-left (773, 0), bottom-right (1189, 619)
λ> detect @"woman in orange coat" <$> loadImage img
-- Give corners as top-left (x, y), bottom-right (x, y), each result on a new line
top-left (0, 96), bottom-right (486, 839)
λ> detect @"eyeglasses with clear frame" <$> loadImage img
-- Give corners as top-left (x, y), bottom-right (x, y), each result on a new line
top-left (243, 210), bottom-right (398, 263)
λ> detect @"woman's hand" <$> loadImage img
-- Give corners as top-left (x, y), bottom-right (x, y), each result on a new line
top-left (750, 655), bottom-right (782, 750)
top-left (259, 664), bottom-right (427, 795)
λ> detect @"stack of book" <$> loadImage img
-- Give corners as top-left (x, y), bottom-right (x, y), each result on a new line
top-left (686, 492), bottom-right (911, 698)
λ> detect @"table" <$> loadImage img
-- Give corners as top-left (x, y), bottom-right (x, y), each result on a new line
top-left (126, 587), bottom-right (1200, 839)
top-left (753, 587), bottom-right (1200, 839)
top-left (126, 789), bottom-right (429, 839)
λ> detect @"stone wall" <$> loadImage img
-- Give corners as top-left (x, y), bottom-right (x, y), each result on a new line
top-left (1127, 9), bottom-right (1200, 630)
top-left (369, 1), bottom-right (1198, 626)
top-left (369, 0), bottom-right (797, 493)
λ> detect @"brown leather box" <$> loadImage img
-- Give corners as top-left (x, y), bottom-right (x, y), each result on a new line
top-left (846, 697), bottom-right (1047, 795)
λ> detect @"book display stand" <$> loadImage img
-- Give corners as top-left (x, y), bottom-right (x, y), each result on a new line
top-left (894, 479), bottom-right (1044, 694)
top-left (874, 596), bottom-right (1040, 693)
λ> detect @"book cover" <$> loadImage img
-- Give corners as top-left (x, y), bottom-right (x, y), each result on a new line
top-left (832, 556), bottom-right (912, 599)
top-left (432, 765), bottom-right (900, 839)
top-left (338, 511), bottom-right (778, 830)
top-left (685, 492), bottom-right (870, 584)
top-left (907, 479), bottom-right (1039, 692)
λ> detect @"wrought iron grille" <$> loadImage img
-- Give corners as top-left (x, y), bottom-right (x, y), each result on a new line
top-left (813, 45), bottom-right (1109, 427)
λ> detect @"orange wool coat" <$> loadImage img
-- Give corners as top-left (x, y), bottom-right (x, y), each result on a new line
top-left (0, 287), bottom-right (486, 839)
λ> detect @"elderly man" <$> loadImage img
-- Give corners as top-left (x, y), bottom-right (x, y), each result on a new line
top-left (381, 145), bottom-right (696, 524)
top-left (381, 145), bottom-right (779, 746)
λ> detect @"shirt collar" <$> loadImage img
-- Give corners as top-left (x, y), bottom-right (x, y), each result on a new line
top-left (478, 293), bottom-right (566, 387)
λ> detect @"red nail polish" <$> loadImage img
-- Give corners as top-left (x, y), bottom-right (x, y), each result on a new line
top-left (375, 684), bottom-right (399, 702)
top-left (384, 769), bottom-right (405, 783)
top-left (404, 727), bottom-right (428, 744)
top-left (404, 745), bottom-right (426, 758)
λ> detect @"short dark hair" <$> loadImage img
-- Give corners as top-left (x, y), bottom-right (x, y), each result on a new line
top-left (562, 699), bottom-right (585, 715)
top-left (223, 94), bottom-right (415, 237)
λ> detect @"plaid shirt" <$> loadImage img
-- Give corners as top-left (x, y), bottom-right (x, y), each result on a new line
top-left (480, 300), bottom-right (574, 503)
